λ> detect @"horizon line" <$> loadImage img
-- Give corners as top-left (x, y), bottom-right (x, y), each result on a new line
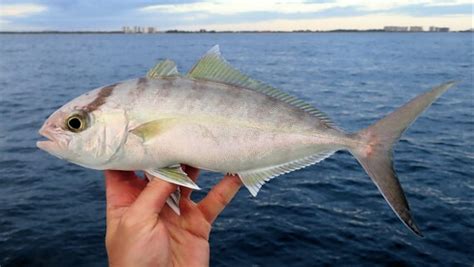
top-left (1, 28), bottom-right (473, 34)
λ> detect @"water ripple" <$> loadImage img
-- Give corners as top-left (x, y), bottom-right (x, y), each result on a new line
top-left (0, 33), bottom-right (472, 267)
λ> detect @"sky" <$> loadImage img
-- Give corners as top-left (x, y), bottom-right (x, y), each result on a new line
top-left (0, 0), bottom-right (472, 31)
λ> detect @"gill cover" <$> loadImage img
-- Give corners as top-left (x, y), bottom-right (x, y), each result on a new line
top-left (71, 108), bottom-right (128, 168)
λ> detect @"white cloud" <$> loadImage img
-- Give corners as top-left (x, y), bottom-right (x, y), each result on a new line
top-left (348, 0), bottom-right (473, 11)
top-left (0, 3), bottom-right (47, 17)
top-left (173, 13), bottom-right (473, 31)
top-left (139, 0), bottom-right (473, 15)
top-left (425, 0), bottom-right (474, 6)
top-left (138, 0), bottom-right (472, 31)
top-left (140, 0), bottom-right (337, 15)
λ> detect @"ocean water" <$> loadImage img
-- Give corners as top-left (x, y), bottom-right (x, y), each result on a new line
top-left (0, 33), bottom-right (472, 266)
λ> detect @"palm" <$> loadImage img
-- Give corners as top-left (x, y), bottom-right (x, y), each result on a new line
top-left (105, 166), bottom-right (241, 267)
top-left (158, 201), bottom-right (212, 266)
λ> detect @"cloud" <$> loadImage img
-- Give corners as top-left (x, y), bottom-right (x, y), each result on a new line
top-left (138, 0), bottom-right (472, 28)
top-left (186, 13), bottom-right (472, 31)
top-left (388, 3), bottom-right (473, 16)
top-left (0, 0), bottom-right (472, 31)
top-left (140, 0), bottom-right (339, 15)
top-left (157, 6), bottom-right (366, 26)
top-left (136, 1), bottom-right (370, 29)
top-left (138, 1), bottom-right (472, 23)
top-left (305, 0), bottom-right (335, 3)
top-left (0, 3), bottom-right (47, 17)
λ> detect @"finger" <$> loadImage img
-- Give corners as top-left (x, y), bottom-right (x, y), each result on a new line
top-left (127, 173), bottom-right (177, 219)
top-left (105, 170), bottom-right (146, 210)
top-left (181, 165), bottom-right (200, 199)
top-left (198, 174), bottom-right (242, 223)
top-left (105, 170), bottom-right (147, 231)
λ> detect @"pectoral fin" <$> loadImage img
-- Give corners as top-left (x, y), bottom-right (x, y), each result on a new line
top-left (130, 119), bottom-right (177, 142)
top-left (146, 165), bottom-right (200, 190)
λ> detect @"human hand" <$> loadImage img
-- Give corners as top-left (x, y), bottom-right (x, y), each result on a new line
top-left (104, 166), bottom-right (242, 267)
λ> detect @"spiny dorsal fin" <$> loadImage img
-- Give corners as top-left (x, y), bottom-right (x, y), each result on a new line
top-left (188, 45), bottom-right (335, 127)
top-left (147, 59), bottom-right (179, 79)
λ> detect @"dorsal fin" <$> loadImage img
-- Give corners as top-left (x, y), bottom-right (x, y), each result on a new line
top-left (147, 59), bottom-right (179, 79)
top-left (188, 45), bottom-right (335, 127)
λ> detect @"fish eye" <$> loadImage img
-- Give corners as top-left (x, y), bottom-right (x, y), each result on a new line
top-left (66, 112), bottom-right (88, 132)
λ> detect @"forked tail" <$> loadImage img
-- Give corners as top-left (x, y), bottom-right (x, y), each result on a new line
top-left (348, 81), bottom-right (456, 236)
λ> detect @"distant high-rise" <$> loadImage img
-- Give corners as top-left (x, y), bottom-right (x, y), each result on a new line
top-left (429, 26), bottom-right (450, 32)
top-left (409, 26), bottom-right (423, 32)
top-left (384, 26), bottom-right (408, 32)
top-left (122, 26), bottom-right (158, 34)
top-left (132, 26), bottom-right (145, 33)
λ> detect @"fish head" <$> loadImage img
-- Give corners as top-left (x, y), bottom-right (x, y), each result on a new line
top-left (37, 85), bottom-right (128, 169)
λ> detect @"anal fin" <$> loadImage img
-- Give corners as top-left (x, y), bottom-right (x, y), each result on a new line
top-left (238, 150), bottom-right (335, 196)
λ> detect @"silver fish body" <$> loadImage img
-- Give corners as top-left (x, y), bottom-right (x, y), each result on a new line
top-left (37, 45), bottom-right (456, 236)
top-left (100, 77), bottom-right (347, 173)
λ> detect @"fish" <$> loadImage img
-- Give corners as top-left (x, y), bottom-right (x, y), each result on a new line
top-left (37, 45), bottom-right (456, 236)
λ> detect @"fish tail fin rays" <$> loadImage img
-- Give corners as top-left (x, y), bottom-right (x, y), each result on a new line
top-left (348, 81), bottom-right (457, 237)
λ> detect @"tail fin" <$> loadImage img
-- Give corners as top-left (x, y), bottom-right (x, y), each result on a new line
top-left (349, 81), bottom-right (456, 236)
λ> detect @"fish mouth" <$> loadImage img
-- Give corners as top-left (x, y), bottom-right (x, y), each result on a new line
top-left (36, 126), bottom-right (63, 153)
top-left (37, 132), bottom-right (54, 149)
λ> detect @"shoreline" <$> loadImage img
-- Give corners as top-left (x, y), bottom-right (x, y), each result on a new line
top-left (0, 30), bottom-right (472, 34)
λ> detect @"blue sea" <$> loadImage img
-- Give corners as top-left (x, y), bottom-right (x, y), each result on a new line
top-left (0, 33), bottom-right (473, 266)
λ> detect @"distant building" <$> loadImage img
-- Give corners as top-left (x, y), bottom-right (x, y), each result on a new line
top-left (122, 26), bottom-right (158, 34)
top-left (146, 27), bottom-right (156, 34)
top-left (384, 26), bottom-right (408, 32)
top-left (409, 26), bottom-right (423, 32)
top-left (133, 26), bottom-right (145, 33)
top-left (429, 26), bottom-right (450, 32)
